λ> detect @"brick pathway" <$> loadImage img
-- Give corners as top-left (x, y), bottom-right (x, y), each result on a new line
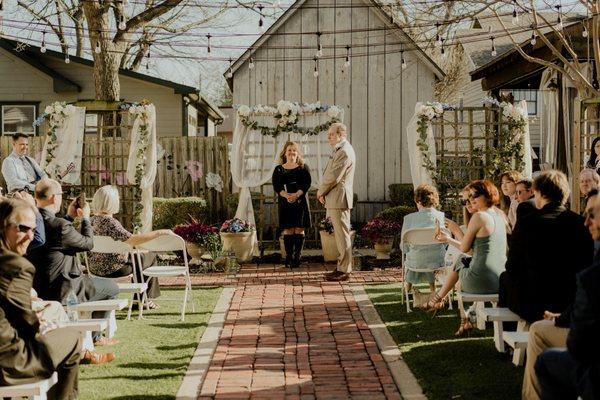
top-left (194, 264), bottom-right (403, 400)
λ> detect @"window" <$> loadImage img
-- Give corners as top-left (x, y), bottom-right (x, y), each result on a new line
top-left (500, 89), bottom-right (538, 115)
top-left (2, 104), bottom-right (36, 135)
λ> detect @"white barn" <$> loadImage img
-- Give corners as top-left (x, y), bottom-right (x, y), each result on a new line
top-left (226, 0), bottom-right (444, 204)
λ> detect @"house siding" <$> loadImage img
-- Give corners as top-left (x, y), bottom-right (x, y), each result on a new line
top-left (232, 0), bottom-right (439, 202)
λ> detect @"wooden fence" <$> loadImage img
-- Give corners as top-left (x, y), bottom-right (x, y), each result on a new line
top-left (0, 135), bottom-right (230, 229)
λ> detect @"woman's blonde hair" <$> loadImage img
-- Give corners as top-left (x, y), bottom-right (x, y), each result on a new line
top-left (279, 141), bottom-right (305, 167)
top-left (92, 185), bottom-right (120, 215)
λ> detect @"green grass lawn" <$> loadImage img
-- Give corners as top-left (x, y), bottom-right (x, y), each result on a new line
top-left (365, 284), bottom-right (524, 400)
top-left (79, 287), bottom-right (222, 400)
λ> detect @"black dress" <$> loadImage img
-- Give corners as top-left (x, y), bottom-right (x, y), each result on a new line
top-left (272, 164), bottom-right (312, 229)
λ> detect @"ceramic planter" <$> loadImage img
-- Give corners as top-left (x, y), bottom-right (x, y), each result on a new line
top-left (373, 238), bottom-right (393, 259)
top-left (220, 231), bottom-right (255, 263)
top-left (319, 230), bottom-right (356, 262)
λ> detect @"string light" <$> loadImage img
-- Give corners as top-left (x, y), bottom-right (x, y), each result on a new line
top-left (491, 36), bottom-right (497, 56)
top-left (206, 34), bottom-right (211, 53)
top-left (146, 49), bottom-right (150, 71)
top-left (316, 32), bottom-right (323, 58)
top-left (258, 4), bottom-right (264, 28)
top-left (226, 58), bottom-right (233, 78)
top-left (582, 21), bottom-right (588, 38)
top-left (64, 52), bottom-right (70, 64)
top-left (512, 1), bottom-right (519, 25)
top-left (94, 39), bottom-right (101, 54)
top-left (434, 22), bottom-right (442, 47)
top-left (530, 26), bottom-right (537, 45)
top-left (555, 4), bottom-right (563, 30)
top-left (401, 50), bottom-right (407, 69)
top-left (40, 30), bottom-right (46, 53)
top-left (118, 15), bottom-right (126, 30)
top-left (313, 57), bottom-right (318, 78)
top-left (440, 38), bottom-right (445, 56)
top-left (249, 57), bottom-right (255, 69)
top-left (344, 45), bottom-right (350, 68)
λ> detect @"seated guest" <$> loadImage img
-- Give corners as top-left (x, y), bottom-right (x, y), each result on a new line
top-left (522, 189), bottom-right (599, 400)
top-left (535, 195), bottom-right (600, 399)
top-left (500, 170), bottom-right (523, 229)
top-left (6, 190), bottom-right (46, 251)
top-left (401, 184), bottom-right (446, 295)
top-left (27, 178), bottom-right (120, 347)
top-left (579, 168), bottom-right (600, 197)
top-left (585, 136), bottom-right (600, 174)
top-left (88, 185), bottom-right (171, 307)
top-left (0, 198), bottom-right (81, 399)
top-left (1, 133), bottom-right (47, 192)
top-left (427, 180), bottom-right (507, 336)
top-left (502, 170), bottom-right (594, 323)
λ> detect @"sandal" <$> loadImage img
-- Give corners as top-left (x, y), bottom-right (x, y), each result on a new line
top-left (454, 317), bottom-right (473, 337)
top-left (419, 292), bottom-right (447, 316)
top-left (147, 300), bottom-right (160, 310)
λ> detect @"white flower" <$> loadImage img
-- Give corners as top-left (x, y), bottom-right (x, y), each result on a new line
top-left (237, 105), bottom-right (251, 117)
top-left (433, 103), bottom-right (443, 115)
top-left (206, 172), bottom-right (223, 192)
top-left (54, 103), bottom-right (64, 114)
top-left (44, 105), bottom-right (53, 114)
top-left (264, 106), bottom-right (277, 114)
top-left (327, 106), bottom-right (341, 119)
top-left (277, 100), bottom-right (292, 115)
top-left (424, 107), bottom-right (436, 120)
top-left (287, 113), bottom-right (297, 123)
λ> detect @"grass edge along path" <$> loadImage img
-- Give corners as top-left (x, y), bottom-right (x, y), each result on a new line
top-left (364, 283), bottom-right (524, 400)
top-left (79, 287), bottom-right (222, 400)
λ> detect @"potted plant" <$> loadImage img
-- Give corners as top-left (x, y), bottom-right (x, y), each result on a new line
top-left (318, 217), bottom-right (355, 262)
top-left (173, 221), bottom-right (221, 263)
top-left (361, 218), bottom-right (401, 259)
top-left (219, 218), bottom-right (255, 263)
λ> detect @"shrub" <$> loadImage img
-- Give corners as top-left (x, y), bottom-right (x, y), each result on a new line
top-left (153, 197), bottom-right (211, 229)
top-left (360, 218), bottom-right (402, 244)
top-left (388, 183), bottom-right (414, 207)
top-left (375, 205), bottom-right (416, 227)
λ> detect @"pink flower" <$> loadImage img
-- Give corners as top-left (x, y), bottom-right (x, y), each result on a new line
top-left (186, 161), bottom-right (203, 182)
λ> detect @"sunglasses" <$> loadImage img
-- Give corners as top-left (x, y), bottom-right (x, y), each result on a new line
top-left (460, 198), bottom-right (469, 206)
top-left (13, 224), bottom-right (35, 233)
top-left (516, 189), bottom-right (531, 195)
top-left (468, 193), bottom-right (482, 200)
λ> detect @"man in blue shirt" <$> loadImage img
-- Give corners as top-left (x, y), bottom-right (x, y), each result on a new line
top-left (1, 133), bottom-right (46, 192)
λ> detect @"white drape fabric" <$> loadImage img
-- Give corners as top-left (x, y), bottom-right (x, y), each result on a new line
top-left (517, 100), bottom-right (533, 178)
top-left (539, 68), bottom-right (559, 168)
top-left (126, 105), bottom-right (157, 233)
top-left (406, 103), bottom-right (436, 187)
top-left (40, 106), bottom-right (85, 184)
top-left (231, 110), bottom-right (340, 226)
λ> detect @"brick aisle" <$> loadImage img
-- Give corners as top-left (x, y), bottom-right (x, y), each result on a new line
top-left (196, 266), bottom-right (402, 400)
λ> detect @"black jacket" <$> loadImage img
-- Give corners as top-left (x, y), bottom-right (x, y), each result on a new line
top-left (566, 262), bottom-right (600, 398)
top-left (501, 203), bottom-right (594, 322)
top-left (27, 208), bottom-right (95, 304)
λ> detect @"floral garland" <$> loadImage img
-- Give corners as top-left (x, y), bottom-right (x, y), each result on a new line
top-left (236, 100), bottom-right (343, 137)
top-left (415, 102), bottom-right (448, 184)
top-left (121, 100), bottom-right (153, 233)
top-left (37, 102), bottom-right (77, 178)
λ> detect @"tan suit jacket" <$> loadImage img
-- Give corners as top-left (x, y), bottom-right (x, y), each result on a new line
top-left (317, 140), bottom-right (356, 209)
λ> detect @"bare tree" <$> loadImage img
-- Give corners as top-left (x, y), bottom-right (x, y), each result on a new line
top-left (16, 0), bottom-right (255, 101)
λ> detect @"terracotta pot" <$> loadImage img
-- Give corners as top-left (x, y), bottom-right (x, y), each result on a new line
top-left (185, 242), bottom-right (205, 263)
top-left (319, 230), bottom-right (356, 262)
top-left (373, 238), bottom-right (393, 259)
top-left (220, 231), bottom-right (255, 263)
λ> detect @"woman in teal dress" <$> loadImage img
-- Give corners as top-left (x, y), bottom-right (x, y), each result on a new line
top-left (423, 180), bottom-right (507, 336)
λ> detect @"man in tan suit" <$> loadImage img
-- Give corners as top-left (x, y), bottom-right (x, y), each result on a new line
top-left (318, 122), bottom-right (356, 282)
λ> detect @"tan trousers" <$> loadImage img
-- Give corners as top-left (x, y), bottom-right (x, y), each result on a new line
top-left (522, 320), bottom-right (569, 400)
top-left (327, 208), bottom-right (353, 273)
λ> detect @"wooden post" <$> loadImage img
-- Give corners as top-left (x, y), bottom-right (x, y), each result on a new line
top-left (572, 98), bottom-right (582, 213)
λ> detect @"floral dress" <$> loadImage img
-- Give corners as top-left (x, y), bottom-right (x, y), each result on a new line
top-left (88, 215), bottom-right (132, 276)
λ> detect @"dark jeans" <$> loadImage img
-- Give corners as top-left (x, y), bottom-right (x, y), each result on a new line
top-left (104, 252), bottom-right (161, 299)
top-left (535, 348), bottom-right (579, 400)
top-left (88, 276), bottom-right (120, 341)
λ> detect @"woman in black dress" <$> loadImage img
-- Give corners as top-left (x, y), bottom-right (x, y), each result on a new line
top-left (272, 141), bottom-right (312, 268)
top-left (586, 136), bottom-right (600, 174)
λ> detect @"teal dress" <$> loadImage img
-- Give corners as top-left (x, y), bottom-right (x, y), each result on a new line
top-left (457, 208), bottom-right (507, 294)
top-left (401, 208), bottom-right (447, 284)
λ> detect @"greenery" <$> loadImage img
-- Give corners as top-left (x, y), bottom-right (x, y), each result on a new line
top-left (173, 221), bottom-right (222, 261)
top-left (361, 218), bottom-right (402, 244)
top-left (365, 284), bottom-right (523, 400)
top-left (79, 288), bottom-right (221, 400)
top-left (388, 184), bottom-right (415, 207)
top-left (153, 197), bottom-right (211, 229)
top-left (375, 205), bottom-right (416, 226)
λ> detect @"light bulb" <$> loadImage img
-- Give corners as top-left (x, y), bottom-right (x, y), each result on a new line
top-left (583, 28), bottom-right (588, 38)
top-left (435, 36), bottom-right (442, 47)
top-left (512, 10), bottom-right (519, 25)
top-left (249, 58), bottom-right (255, 69)
top-left (401, 59), bottom-right (407, 69)
top-left (530, 32), bottom-right (536, 45)
top-left (557, 17), bottom-right (563, 30)
top-left (344, 59), bottom-right (350, 68)
top-left (491, 48), bottom-right (497, 57)
top-left (94, 41), bottom-right (101, 54)
top-left (40, 44), bottom-right (46, 53)
top-left (316, 48), bottom-right (323, 58)
top-left (119, 17), bottom-right (126, 30)
top-left (65, 55), bottom-right (70, 64)
top-left (313, 70), bottom-right (319, 78)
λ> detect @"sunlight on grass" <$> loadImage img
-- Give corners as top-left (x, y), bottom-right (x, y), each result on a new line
top-left (365, 284), bottom-right (523, 400)
top-left (79, 287), bottom-right (221, 400)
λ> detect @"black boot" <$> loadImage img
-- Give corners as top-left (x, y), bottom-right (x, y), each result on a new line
top-left (292, 234), bottom-right (305, 268)
top-left (283, 235), bottom-right (294, 269)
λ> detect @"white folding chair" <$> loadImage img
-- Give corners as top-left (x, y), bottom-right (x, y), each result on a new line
top-left (400, 227), bottom-right (444, 312)
top-left (136, 233), bottom-right (193, 321)
top-left (84, 236), bottom-right (148, 320)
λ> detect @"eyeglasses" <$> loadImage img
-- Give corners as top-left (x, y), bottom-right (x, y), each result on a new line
top-left (460, 198), bottom-right (469, 206)
top-left (13, 224), bottom-right (35, 233)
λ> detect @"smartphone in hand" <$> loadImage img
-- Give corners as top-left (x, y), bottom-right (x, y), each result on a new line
top-left (434, 219), bottom-right (441, 237)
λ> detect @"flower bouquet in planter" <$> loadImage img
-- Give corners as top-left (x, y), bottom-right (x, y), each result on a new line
top-left (317, 217), bottom-right (355, 262)
top-left (219, 218), bottom-right (256, 263)
top-left (173, 221), bottom-right (221, 265)
top-left (361, 218), bottom-right (401, 259)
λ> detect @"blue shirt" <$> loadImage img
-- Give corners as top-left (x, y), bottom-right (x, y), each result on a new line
top-left (1, 151), bottom-right (47, 192)
top-left (401, 208), bottom-right (446, 269)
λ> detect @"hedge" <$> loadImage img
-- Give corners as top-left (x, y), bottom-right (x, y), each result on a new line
top-left (375, 205), bottom-right (417, 227)
top-left (153, 197), bottom-right (212, 229)
top-left (388, 183), bottom-right (414, 207)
